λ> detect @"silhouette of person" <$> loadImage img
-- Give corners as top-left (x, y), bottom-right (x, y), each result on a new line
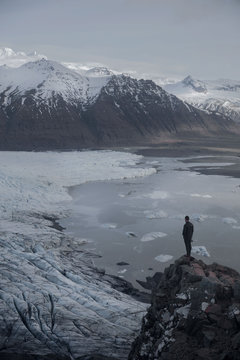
top-left (182, 215), bottom-right (194, 258)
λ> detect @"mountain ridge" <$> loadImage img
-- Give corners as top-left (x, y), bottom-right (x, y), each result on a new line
top-left (0, 58), bottom-right (239, 150)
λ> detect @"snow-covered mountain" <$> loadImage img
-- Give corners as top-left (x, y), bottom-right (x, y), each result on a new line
top-left (0, 58), bottom-right (110, 106)
top-left (0, 56), bottom-right (239, 149)
top-left (85, 66), bottom-right (114, 77)
top-left (164, 76), bottom-right (240, 123)
top-left (0, 47), bottom-right (47, 67)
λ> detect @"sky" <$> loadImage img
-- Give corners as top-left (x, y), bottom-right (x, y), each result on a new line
top-left (1, 0), bottom-right (240, 80)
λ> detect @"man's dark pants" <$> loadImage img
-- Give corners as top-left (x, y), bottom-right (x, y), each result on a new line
top-left (184, 238), bottom-right (191, 257)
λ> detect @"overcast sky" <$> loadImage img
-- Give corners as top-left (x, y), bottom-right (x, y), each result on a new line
top-left (1, 0), bottom-right (240, 80)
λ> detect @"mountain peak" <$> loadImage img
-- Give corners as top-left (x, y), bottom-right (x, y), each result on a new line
top-left (0, 47), bottom-right (17, 59)
top-left (182, 75), bottom-right (207, 93)
top-left (86, 66), bottom-right (114, 77)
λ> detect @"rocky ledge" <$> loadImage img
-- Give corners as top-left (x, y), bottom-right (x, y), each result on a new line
top-left (128, 256), bottom-right (240, 360)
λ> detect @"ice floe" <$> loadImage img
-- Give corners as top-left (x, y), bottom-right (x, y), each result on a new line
top-left (222, 217), bottom-right (238, 225)
top-left (155, 254), bottom-right (173, 262)
top-left (140, 232), bottom-right (167, 242)
top-left (118, 269), bottom-right (127, 274)
top-left (192, 246), bottom-right (210, 257)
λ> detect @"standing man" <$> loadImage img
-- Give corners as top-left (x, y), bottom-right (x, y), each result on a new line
top-left (182, 215), bottom-right (194, 258)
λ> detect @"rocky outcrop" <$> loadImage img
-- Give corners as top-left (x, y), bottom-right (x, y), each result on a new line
top-left (128, 256), bottom-right (240, 360)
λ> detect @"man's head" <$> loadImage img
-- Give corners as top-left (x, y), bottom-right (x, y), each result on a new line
top-left (185, 215), bottom-right (189, 222)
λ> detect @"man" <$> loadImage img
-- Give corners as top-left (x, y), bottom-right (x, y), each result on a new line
top-left (182, 215), bottom-right (194, 258)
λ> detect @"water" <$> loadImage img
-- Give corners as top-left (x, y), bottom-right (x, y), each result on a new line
top-left (61, 156), bottom-right (240, 289)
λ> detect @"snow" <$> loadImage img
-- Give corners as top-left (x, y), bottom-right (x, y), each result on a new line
top-left (164, 76), bottom-right (240, 123)
top-left (155, 254), bottom-right (173, 263)
top-left (0, 150), bottom-right (154, 359)
top-left (0, 58), bottom-right (111, 108)
top-left (140, 232), bottom-right (167, 242)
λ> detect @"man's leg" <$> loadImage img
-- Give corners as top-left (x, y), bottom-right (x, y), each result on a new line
top-left (184, 239), bottom-right (191, 257)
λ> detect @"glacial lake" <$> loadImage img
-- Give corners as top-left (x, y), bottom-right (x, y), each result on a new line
top-left (61, 155), bottom-right (240, 289)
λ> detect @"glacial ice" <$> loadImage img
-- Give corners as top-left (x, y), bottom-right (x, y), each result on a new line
top-left (0, 151), bottom-right (153, 359)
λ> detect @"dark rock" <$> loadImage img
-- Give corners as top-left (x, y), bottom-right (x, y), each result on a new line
top-left (0, 354), bottom-right (70, 360)
top-left (128, 256), bottom-right (240, 360)
top-left (233, 280), bottom-right (240, 299)
top-left (137, 272), bottom-right (163, 290)
top-left (116, 261), bottom-right (130, 266)
top-left (232, 332), bottom-right (240, 349)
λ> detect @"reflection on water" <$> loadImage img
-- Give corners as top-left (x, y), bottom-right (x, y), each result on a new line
top-left (61, 156), bottom-right (240, 289)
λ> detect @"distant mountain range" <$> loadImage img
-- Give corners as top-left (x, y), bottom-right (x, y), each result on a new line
top-left (0, 47), bottom-right (239, 150)
top-left (164, 75), bottom-right (240, 123)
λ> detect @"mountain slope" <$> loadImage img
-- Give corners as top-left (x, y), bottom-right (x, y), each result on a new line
top-left (83, 75), bottom-right (239, 146)
top-left (0, 60), bottom-right (239, 150)
top-left (164, 76), bottom-right (240, 123)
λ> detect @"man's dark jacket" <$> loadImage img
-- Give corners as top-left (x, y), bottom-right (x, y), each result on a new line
top-left (182, 221), bottom-right (194, 241)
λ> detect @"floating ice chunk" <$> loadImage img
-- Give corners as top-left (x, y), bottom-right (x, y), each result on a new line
top-left (222, 217), bottom-right (238, 225)
top-left (101, 223), bottom-right (117, 229)
top-left (144, 209), bottom-right (168, 219)
top-left (191, 214), bottom-right (211, 222)
top-left (118, 269), bottom-right (127, 274)
top-left (155, 254), bottom-right (173, 262)
top-left (140, 232), bottom-right (167, 242)
top-left (191, 193), bottom-right (212, 199)
top-left (192, 246), bottom-right (210, 257)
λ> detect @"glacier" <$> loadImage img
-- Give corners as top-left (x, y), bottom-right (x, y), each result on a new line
top-left (0, 151), bottom-right (155, 359)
